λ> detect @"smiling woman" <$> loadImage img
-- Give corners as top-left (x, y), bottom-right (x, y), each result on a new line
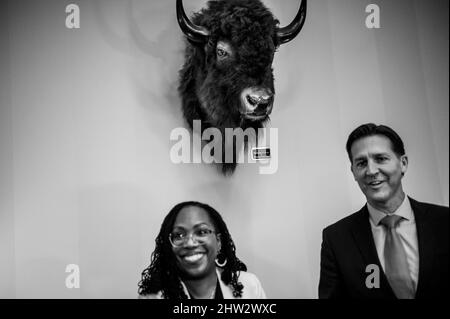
top-left (138, 201), bottom-right (266, 299)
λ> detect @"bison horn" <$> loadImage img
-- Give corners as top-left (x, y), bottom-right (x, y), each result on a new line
top-left (176, 0), bottom-right (210, 43)
top-left (277, 0), bottom-right (307, 45)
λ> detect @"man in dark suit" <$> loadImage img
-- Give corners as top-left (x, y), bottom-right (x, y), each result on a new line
top-left (319, 123), bottom-right (449, 299)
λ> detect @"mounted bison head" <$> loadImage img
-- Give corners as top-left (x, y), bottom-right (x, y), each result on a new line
top-left (177, 0), bottom-right (306, 174)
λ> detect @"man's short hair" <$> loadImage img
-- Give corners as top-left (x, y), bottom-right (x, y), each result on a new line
top-left (346, 123), bottom-right (406, 162)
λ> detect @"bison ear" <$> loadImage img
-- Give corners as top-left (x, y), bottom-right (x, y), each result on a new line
top-left (176, 0), bottom-right (210, 44)
top-left (276, 0), bottom-right (307, 45)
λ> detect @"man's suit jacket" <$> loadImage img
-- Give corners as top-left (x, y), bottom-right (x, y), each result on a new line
top-left (319, 197), bottom-right (449, 299)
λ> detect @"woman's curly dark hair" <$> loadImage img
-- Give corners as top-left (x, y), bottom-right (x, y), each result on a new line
top-left (138, 201), bottom-right (247, 299)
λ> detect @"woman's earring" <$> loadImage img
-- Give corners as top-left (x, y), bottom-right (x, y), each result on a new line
top-left (215, 254), bottom-right (227, 267)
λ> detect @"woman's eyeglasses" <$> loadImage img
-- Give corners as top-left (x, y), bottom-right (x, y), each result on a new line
top-left (169, 228), bottom-right (217, 247)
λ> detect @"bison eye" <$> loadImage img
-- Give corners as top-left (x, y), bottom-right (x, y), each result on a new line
top-left (216, 48), bottom-right (228, 58)
top-left (216, 41), bottom-right (232, 61)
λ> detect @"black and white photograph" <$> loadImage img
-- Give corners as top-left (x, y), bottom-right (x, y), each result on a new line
top-left (0, 0), bottom-right (448, 307)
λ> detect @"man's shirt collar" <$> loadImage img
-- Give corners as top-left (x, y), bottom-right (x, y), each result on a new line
top-left (367, 195), bottom-right (414, 226)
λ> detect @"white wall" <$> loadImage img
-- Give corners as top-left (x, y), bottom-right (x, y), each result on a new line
top-left (0, 0), bottom-right (448, 298)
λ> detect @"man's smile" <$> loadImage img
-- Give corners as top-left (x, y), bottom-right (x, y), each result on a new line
top-left (366, 179), bottom-right (386, 190)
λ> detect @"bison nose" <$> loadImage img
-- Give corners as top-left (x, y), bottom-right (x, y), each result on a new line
top-left (246, 94), bottom-right (271, 109)
top-left (242, 90), bottom-right (274, 117)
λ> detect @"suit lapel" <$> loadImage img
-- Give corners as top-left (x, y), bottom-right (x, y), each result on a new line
top-left (410, 197), bottom-right (435, 298)
top-left (350, 206), bottom-right (380, 265)
top-left (350, 205), bottom-right (395, 298)
top-left (217, 268), bottom-right (234, 299)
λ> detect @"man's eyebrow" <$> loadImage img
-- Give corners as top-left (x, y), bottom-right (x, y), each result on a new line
top-left (373, 152), bottom-right (390, 156)
top-left (364, 151), bottom-right (391, 159)
top-left (354, 151), bottom-right (391, 161)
